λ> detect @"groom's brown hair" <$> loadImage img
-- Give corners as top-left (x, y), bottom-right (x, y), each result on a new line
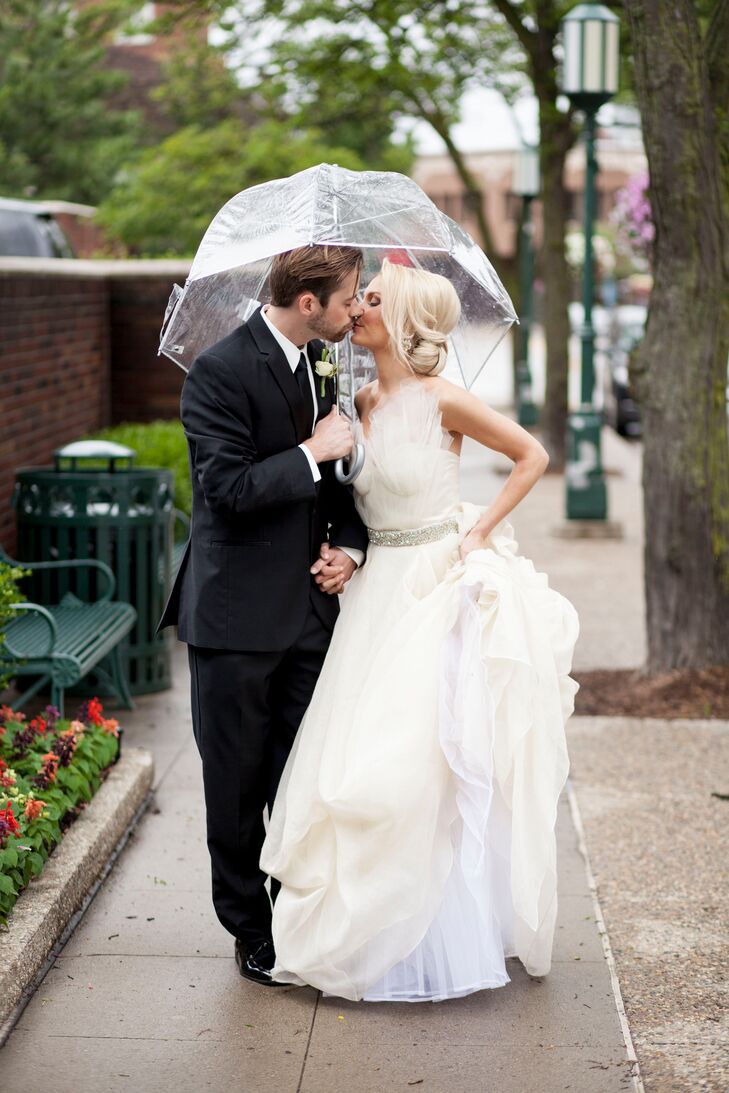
top-left (269, 245), bottom-right (363, 308)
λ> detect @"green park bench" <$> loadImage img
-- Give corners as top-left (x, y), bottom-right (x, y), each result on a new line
top-left (0, 548), bottom-right (137, 718)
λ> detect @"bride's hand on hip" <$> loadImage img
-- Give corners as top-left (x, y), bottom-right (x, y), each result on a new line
top-left (459, 527), bottom-right (490, 561)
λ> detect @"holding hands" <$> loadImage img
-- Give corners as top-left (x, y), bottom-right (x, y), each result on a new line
top-left (311, 542), bottom-right (357, 595)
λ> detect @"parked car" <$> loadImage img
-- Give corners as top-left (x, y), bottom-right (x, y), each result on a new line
top-left (570, 301), bottom-right (729, 438)
top-left (569, 302), bottom-right (646, 439)
top-left (602, 312), bottom-right (645, 439)
top-left (0, 196), bottom-right (74, 258)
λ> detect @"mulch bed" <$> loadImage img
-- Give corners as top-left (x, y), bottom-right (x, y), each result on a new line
top-left (573, 666), bottom-right (729, 719)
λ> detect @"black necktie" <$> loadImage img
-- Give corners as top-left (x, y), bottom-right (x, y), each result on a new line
top-left (295, 351), bottom-right (312, 419)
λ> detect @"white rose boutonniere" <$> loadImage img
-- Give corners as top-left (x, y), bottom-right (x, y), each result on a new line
top-left (314, 347), bottom-right (337, 397)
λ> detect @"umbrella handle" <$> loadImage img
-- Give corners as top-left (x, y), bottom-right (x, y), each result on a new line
top-left (335, 443), bottom-right (365, 485)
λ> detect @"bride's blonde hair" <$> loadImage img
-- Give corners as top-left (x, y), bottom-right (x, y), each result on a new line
top-left (380, 258), bottom-right (461, 376)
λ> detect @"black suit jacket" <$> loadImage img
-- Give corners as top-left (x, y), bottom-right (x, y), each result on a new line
top-left (156, 307), bottom-right (368, 651)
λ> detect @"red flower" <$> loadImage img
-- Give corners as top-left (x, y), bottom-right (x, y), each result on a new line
top-left (86, 698), bottom-right (104, 726)
top-left (28, 716), bottom-right (47, 737)
top-left (24, 798), bottom-right (46, 821)
top-left (0, 800), bottom-right (21, 845)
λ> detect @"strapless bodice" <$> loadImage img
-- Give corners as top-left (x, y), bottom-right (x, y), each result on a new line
top-left (353, 382), bottom-right (460, 531)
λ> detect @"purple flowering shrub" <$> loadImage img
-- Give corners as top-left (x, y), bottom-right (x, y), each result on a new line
top-left (610, 170), bottom-right (654, 270)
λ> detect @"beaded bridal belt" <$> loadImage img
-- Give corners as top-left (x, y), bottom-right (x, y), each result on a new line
top-left (366, 518), bottom-right (459, 547)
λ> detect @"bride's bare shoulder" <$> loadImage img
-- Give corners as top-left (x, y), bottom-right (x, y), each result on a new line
top-left (422, 376), bottom-right (477, 412)
top-left (354, 381), bottom-right (377, 416)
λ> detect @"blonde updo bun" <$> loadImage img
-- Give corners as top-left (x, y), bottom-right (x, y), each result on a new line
top-left (380, 258), bottom-right (461, 376)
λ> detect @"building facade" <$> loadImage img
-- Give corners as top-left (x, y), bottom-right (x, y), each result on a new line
top-left (411, 124), bottom-right (647, 260)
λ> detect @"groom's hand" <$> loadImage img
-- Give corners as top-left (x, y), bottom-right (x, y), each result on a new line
top-left (303, 406), bottom-right (353, 463)
top-left (311, 543), bottom-right (356, 594)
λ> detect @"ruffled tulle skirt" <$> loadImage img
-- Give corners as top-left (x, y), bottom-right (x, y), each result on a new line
top-left (259, 503), bottom-right (579, 1002)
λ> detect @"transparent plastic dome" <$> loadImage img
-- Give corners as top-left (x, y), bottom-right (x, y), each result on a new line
top-left (159, 163), bottom-right (517, 394)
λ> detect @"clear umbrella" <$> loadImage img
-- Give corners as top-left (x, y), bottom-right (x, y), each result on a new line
top-left (159, 163), bottom-right (517, 480)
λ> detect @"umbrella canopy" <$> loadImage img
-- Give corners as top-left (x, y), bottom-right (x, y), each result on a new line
top-left (159, 163), bottom-right (517, 398)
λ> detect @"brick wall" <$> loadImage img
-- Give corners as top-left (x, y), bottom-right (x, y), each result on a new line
top-left (109, 273), bottom-right (186, 423)
top-left (0, 258), bottom-right (190, 556)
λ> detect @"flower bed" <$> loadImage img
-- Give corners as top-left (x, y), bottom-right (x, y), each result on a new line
top-left (0, 699), bottom-right (121, 926)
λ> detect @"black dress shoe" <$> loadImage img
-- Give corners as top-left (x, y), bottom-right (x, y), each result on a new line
top-left (234, 937), bottom-right (286, 986)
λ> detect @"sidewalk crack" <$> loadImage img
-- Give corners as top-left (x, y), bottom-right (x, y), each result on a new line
top-left (296, 989), bottom-right (320, 1093)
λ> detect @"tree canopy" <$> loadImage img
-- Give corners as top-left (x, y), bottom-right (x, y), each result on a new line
top-left (0, 0), bottom-right (140, 203)
top-left (96, 119), bottom-right (367, 255)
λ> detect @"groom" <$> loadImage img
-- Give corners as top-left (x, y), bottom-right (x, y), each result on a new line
top-left (157, 245), bottom-right (368, 985)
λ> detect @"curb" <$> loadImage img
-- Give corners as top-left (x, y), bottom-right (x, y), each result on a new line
top-left (565, 775), bottom-right (646, 1093)
top-left (0, 746), bottom-right (154, 1037)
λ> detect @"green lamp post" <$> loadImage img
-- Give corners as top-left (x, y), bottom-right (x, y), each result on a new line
top-left (513, 144), bottom-right (540, 427)
top-left (560, 3), bottom-right (620, 521)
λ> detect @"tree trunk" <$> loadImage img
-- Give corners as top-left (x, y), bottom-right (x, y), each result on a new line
top-left (431, 116), bottom-right (518, 302)
top-left (625, 0), bottom-right (729, 670)
top-left (537, 99), bottom-right (573, 469)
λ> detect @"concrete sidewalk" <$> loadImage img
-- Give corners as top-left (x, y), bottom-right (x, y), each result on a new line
top-left (0, 429), bottom-right (644, 1092)
top-left (0, 645), bottom-right (635, 1092)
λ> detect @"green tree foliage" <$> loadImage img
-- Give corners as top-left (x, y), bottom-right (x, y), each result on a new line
top-left (253, 32), bottom-right (415, 174)
top-left (152, 38), bottom-right (249, 130)
top-left (235, 0), bottom-right (523, 256)
top-left (0, 0), bottom-right (141, 203)
top-left (96, 118), bottom-right (366, 255)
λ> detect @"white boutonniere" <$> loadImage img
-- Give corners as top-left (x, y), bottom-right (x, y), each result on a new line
top-left (314, 347), bottom-right (337, 397)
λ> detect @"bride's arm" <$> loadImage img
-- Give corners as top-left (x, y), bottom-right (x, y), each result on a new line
top-left (438, 381), bottom-right (549, 556)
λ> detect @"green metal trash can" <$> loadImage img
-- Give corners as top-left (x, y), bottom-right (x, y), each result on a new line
top-left (13, 440), bottom-right (175, 695)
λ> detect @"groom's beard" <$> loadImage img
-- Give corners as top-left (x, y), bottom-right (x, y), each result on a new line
top-left (308, 312), bottom-right (354, 343)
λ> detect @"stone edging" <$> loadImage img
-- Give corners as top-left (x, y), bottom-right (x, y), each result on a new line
top-left (0, 256), bottom-right (191, 278)
top-left (0, 746), bottom-right (154, 1037)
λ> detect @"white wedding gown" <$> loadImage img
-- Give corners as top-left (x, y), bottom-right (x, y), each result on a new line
top-left (260, 381), bottom-right (579, 1002)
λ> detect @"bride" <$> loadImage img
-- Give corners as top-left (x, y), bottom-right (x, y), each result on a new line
top-left (259, 258), bottom-right (579, 1003)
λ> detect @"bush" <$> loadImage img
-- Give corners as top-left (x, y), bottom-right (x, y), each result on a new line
top-left (0, 563), bottom-right (28, 693)
top-left (86, 420), bottom-right (191, 529)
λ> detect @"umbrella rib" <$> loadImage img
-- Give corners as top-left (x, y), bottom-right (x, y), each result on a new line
top-left (323, 203), bottom-right (445, 233)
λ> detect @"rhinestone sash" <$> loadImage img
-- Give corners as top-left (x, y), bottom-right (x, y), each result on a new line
top-left (366, 518), bottom-right (459, 547)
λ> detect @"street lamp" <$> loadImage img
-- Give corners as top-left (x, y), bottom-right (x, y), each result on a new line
top-left (512, 144), bottom-right (540, 427)
top-left (560, 2), bottom-right (620, 522)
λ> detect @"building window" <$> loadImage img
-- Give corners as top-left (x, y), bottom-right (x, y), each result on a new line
top-left (429, 191), bottom-right (483, 223)
top-left (505, 193), bottom-right (522, 222)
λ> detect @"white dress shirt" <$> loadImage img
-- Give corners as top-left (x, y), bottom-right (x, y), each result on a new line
top-left (260, 306), bottom-right (363, 569)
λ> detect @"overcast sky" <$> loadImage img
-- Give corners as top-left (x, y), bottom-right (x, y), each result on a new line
top-left (401, 90), bottom-right (541, 155)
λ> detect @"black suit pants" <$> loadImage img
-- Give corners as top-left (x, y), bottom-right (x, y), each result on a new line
top-left (187, 594), bottom-right (332, 944)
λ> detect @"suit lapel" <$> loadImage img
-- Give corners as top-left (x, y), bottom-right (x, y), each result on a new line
top-left (248, 308), bottom-right (311, 441)
top-left (307, 340), bottom-right (333, 424)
